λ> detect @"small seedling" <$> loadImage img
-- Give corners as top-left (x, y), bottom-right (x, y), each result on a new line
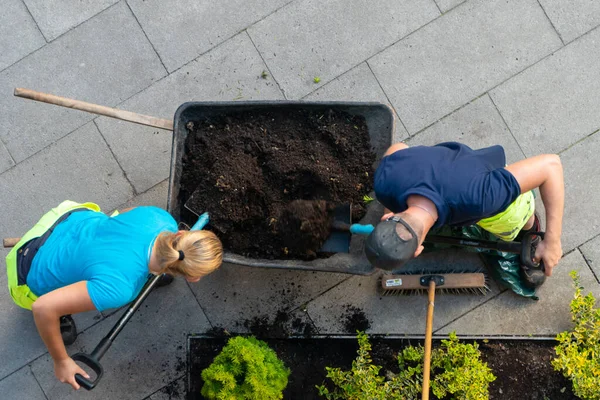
top-left (363, 194), bottom-right (375, 205)
top-left (261, 70), bottom-right (269, 79)
top-left (313, 77), bottom-right (321, 83)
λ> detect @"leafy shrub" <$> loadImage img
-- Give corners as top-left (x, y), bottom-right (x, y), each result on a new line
top-left (317, 331), bottom-right (495, 400)
top-left (201, 336), bottom-right (290, 400)
top-left (552, 271), bottom-right (600, 400)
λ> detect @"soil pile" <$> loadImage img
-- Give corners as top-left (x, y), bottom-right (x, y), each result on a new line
top-left (180, 108), bottom-right (375, 259)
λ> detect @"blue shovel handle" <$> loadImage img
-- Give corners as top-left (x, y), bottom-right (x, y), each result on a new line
top-left (191, 212), bottom-right (209, 231)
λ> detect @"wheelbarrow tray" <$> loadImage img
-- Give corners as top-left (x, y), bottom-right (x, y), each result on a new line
top-left (166, 101), bottom-right (394, 275)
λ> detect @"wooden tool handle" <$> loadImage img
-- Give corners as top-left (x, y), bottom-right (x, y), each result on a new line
top-left (422, 279), bottom-right (436, 400)
top-left (3, 237), bottom-right (21, 248)
top-left (14, 88), bottom-right (173, 131)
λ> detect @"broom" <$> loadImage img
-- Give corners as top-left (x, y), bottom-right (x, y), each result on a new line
top-left (381, 271), bottom-right (489, 400)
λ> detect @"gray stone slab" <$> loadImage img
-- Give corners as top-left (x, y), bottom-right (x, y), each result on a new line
top-left (96, 32), bottom-right (285, 193)
top-left (148, 377), bottom-right (185, 400)
top-left (248, 0), bottom-right (439, 99)
top-left (438, 249), bottom-right (600, 335)
top-left (0, 1), bottom-right (166, 163)
top-left (127, 0), bottom-right (290, 72)
top-left (304, 63), bottom-right (409, 143)
top-left (22, 0), bottom-right (119, 41)
top-left (559, 131), bottom-right (600, 253)
top-left (31, 278), bottom-right (209, 399)
top-left (406, 94), bottom-right (525, 164)
top-left (369, 0), bottom-right (562, 135)
top-left (490, 26), bottom-right (600, 156)
top-left (539, 0), bottom-right (600, 43)
top-left (307, 250), bottom-right (501, 334)
top-left (435, 0), bottom-right (465, 13)
top-left (0, 366), bottom-right (46, 400)
top-left (0, 0), bottom-right (45, 71)
top-left (580, 235), bottom-right (600, 279)
top-left (111, 180), bottom-right (169, 215)
top-left (0, 123), bottom-right (133, 242)
top-left (0, 140), bottom-right (15, 174)
top-left (0, 274), bottom-right (47, 380)
top-left (187, 262), bottom-right (351, 332)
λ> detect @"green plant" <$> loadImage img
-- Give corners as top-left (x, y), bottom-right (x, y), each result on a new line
top-left (362, 194), bottom-right (375, 205)
top-left (201, 336), bottom-right (290, 400)
top-left (317, 332), bottom-right (495, 400)
top-left (314, 76), bottom-right (321, 83)
top-left (552, 271), bottom-right (600, 400)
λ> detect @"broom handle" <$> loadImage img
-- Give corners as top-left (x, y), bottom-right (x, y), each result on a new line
top-left (14, 88), bottom-right (173, 131)
top-left (422, 279), bottom-right (436, 400)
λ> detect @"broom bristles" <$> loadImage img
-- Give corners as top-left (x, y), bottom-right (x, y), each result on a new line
top-left (380, 271), bottom-right (490, 296)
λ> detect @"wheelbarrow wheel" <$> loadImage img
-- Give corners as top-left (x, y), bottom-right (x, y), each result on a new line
top-left (60, 315), bottom-right (78, 345)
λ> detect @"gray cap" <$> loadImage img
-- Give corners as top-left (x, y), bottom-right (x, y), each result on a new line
top-left (364, 216), bottom-right (419, 271)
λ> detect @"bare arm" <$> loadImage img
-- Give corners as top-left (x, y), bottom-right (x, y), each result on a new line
top-left (32, 281), bottom-right (96, 389)
top-left (505, 154), bottom-right (564, 275)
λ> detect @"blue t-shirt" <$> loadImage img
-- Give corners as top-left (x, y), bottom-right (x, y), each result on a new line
top-left (373, 142), bottom-right (522, 228)
top-left (27, 207), bottom-right (178, 311)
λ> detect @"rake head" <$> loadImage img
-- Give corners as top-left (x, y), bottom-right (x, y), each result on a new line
top-left (379, 270), bottom-right (490, 296)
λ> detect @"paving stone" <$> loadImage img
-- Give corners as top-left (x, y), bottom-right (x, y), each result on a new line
top-left (0, 366), bottom-right (47, 400)
top-left (248, 0), bottom-right (439, 99)
top-left (406, 94), bottom-right (525, 164)
top-left (31, 278), bottom-right (209, 399)
top-left (0, 1), bottom-right (166, 163)
top-left (438, 249), bottom-right (600, 336)
top-left (127, 0), bottom-right (290, 72)
top-left (490, 26), bottom-right (600, 156)
top-left (558, 131), bottom-right (600, 253)
top-left (0, 0), bottom-right (45, 71)
top-left (148, 377), bottom-right (186, 400)
top-left (435, 0), bottom-right (465, 13)
top-left (187, 262), bottom-right (351, 332)
top-left (112, 180), bottom-right (169, 213)
top-left (580, 235), bottom-right (600, 280)
top-left (539, 0), bottom-right (600, 43)
top-left (0, 123), bottom-right (133, 243)
top-left (304, 62), bottom-right (409, 143)
top-left (307, 250), bottom-right (501, 335)
top-left (96, 32), bottom-right (284, 194)
top-left (0, 140), bottom-right (15, 174)
top-left (22, 0), bottom-right (119, 41)
top-left (369, 0), bottom-right (562, 135)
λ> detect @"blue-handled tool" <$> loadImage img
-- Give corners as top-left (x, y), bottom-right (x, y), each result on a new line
top-left (331, 220), bottom-right (374, 235)
top-left (191, 212), bottom-right (209, 231)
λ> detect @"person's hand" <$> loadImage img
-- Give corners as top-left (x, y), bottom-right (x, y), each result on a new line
top-left (381, 212), bottom-right (394, 221)
top-left (54, 357), bottom-right (90, 390)
top-left (533, 237), bottom-right (563, 276)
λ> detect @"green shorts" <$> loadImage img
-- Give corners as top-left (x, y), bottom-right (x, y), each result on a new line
top-left (476, 191), bottom-right (535, 242)
top-left (5, 200), bottom-right (101, 310)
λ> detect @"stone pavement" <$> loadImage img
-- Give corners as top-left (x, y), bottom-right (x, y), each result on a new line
top-left (1, 0), bottom-right (600, 398)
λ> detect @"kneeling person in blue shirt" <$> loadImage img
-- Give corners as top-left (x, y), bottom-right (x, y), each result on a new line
top-left (365, 142), bottom-right (564, 284)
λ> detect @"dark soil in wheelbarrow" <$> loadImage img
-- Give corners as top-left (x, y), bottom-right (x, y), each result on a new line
top-left (179, 108), bottom-right (375, 260)
top-left (187, 336), bottom-right (580, 400)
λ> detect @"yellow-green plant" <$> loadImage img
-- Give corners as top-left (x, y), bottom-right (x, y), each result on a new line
top-left (317, 332), bottom-right (495, 400)
top-left (362, 194), bottom-right (375, 205)
top-left (552, 271), bottom-right (600, 400)
top-left (201, 336), bottom-right (290, 400)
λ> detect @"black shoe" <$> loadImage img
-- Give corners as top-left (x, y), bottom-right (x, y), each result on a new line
top-left (155, 273), bottom-right (174, 287)
top-left (60, 315), bottom-right (78, 345)
top-left (518, 214), bottom-right (546, 289)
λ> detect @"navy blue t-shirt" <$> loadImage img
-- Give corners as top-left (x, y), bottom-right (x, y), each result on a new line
top-left (373, 142), bottom-right (522, 228)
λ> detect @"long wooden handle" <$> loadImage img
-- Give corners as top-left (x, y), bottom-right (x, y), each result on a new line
top-left (3, 237), bottom-right (21, 248)
top-left (14, 88), bottom-right (173, 131)
top-left (422, 279), bottom-right (436, 400)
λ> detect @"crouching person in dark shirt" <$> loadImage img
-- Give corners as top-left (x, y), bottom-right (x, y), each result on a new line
top-left (365, 142), bottom-right (564, 287)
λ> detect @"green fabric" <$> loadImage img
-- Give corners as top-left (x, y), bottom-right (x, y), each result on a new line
top-left (424, 224), bottom-right (538, 300)
top-left (6, 201), bottom-right (101, 310)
